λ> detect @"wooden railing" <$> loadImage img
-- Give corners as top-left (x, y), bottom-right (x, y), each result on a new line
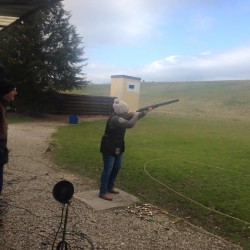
top-left (50, 93), bottom-right (116, 115)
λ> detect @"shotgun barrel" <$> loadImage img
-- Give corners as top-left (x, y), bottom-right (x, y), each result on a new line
top-left (137, 98), bottom-right (179, 112)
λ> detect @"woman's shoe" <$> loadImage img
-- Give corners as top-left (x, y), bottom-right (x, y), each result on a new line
top-left (99, 193), bottom-right (113, 201)
top-left (109, 188), bottom-right (119, 194)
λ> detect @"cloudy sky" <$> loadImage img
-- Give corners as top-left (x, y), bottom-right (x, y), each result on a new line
top-left (63, 0), bottom-right (250, 84)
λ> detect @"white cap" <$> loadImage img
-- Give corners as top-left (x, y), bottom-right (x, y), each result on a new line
top-left (113, 99), bottom-right (128, 114)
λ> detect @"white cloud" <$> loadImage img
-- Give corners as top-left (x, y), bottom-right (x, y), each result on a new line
top-left (138, 46), bottom-right (250, 82)
top-left (165, 56), bottom-right (181, 63)
top-left (63, 0), bottom-right (170, 47)
top-left (200, 51), bottom-right (212, 56)
top-left (63, 0), bottom-right (250, 83)
top-left (84, 46), bottom-right (250, 83)
top-left (64, 0), bottom-right (219, 47)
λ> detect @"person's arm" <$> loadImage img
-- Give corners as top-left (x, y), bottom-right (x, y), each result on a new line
top-left (111, 107), bottom-right (152, 128)
top-left (136, 107), bottom-right (152, 120)
top-left (111, 112), bottom-right (140, 128)
top-left (137, 110), bottom-right (147, 119)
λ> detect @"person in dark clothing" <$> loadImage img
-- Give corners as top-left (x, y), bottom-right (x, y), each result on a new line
top-left (0, 80), bottom-right (17, 194)
top-left (99, 98), bottom-right (151, 201)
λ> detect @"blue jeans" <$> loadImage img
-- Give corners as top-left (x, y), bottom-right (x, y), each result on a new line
top-left (99, 154), bottom-right (122, 195)
top-left (0, 165), bottom-right (3, 194)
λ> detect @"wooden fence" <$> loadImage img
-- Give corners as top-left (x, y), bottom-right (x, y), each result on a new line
top-left (50, 93), bottom-right (116, 116)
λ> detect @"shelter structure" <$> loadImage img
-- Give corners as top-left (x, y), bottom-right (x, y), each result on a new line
top-left (110, 75), bottom-right (141, 112)
top-left (0, 0), bottom-right (61, 32)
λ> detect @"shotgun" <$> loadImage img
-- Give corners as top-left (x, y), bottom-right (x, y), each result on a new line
top-left (136, 98), bottom-right (179, 112)
top-left (121, 98), bottom-right (179, 120)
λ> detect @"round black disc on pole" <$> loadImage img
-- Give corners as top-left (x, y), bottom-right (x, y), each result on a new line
top-left (53, 180), bottom-right (74, 204)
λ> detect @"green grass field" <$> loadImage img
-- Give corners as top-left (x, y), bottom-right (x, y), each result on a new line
top-left (53, 80), bottom-right (250, 249)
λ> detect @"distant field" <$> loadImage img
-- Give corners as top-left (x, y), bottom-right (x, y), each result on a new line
top-left (75, 80), bottom-right (250, 121)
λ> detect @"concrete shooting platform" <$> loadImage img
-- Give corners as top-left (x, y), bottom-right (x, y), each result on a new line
top-left (74, 189), bottom-right (139, 211)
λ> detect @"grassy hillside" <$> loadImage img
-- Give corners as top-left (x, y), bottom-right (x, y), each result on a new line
top-left (76, 80), bottom-right (250, 121)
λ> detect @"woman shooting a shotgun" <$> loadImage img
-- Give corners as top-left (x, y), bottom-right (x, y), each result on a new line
top-left (99, 98), bottom-right (151, 201)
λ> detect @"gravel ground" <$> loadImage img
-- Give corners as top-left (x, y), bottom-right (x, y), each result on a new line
top-left (0, 117), bottom-right (243, 249)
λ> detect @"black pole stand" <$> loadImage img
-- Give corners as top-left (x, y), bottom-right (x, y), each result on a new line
top-left (56, 203), bottom-right (70, 250)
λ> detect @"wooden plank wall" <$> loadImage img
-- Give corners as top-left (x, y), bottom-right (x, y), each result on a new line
top-left (51, 93), bottom-right (116, 115)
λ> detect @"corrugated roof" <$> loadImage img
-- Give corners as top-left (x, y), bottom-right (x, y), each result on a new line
top-left (0, 0), bottom-right (61, 32)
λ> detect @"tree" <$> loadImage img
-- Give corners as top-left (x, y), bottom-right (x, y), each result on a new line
top-left (0, 2), bottom-right (87, 115)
